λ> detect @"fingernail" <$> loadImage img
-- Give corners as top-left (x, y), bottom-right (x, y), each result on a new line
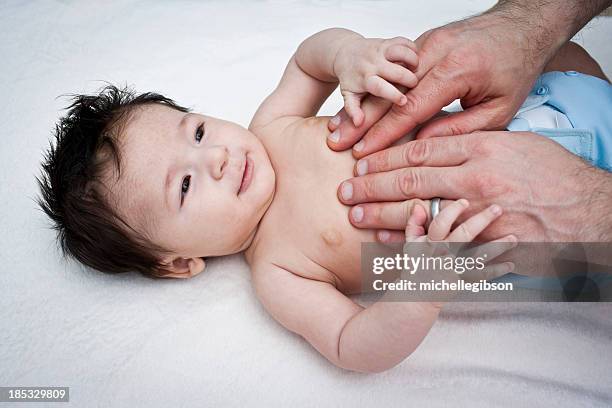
top-left (490, 204), bottom-right (502, 215)
top-left (378, 230), bottom-right (390, 242)
top-left (352, 206), bottom-right (364, 222)
top-left (354, 141), bottom-right (365, 152)
top-left (328, 129), bottom-right (340, 143)
top-left (506, 262), bottom-right (515, 272)
top-left (341, 182), bottom-right (353, 201)
top-left (330, 115), bottom-right (341, 126)
top-left (399, 95), bottom-right (407, 106)
top-left (356, 160), bottom-right (368, 176)
top-left (459, 199), bottom-right (469, 207)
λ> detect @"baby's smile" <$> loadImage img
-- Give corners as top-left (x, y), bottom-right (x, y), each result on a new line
top-left (239, 154), bottom-right (254, 195)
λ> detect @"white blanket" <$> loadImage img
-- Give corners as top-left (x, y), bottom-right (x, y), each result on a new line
top-left (1, 1), bottom-right (611, 406)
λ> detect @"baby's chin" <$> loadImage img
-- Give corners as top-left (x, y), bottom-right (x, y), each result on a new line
top-left (241, 148), bottom-right (276, 217)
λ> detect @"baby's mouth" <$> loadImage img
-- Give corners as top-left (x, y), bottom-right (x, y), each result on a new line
top-left (238, 154), bottom-right (254, 195)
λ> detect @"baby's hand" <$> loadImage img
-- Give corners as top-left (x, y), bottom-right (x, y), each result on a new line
top-left (334, 36), bottom-right (418, 127)
top-left (405, 199), bottom-right (517, 279)
top-left (405, 199), bottom-right (506, 243)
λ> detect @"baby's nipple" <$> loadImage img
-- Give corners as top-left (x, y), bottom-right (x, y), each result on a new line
top-left (321, 229), bottom-right (343, 247)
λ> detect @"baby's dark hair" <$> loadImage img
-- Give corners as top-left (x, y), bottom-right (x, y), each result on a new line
top-left (37, 84), bottom-right (189, 277)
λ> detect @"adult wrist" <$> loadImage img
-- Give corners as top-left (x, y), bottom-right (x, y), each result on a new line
top-left (482, 2), bottom-right (565, 69)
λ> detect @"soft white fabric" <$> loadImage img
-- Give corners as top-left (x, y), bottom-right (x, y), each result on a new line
top-left (518, 104), bottom-right (573, 129)
top-left (1, 1), bottom-right (611, 406)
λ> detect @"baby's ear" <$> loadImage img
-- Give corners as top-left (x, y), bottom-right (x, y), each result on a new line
top-left (157, 256), bottom-right (206, 279)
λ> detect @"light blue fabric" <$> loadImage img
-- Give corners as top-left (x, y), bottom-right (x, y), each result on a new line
top-left (507, 71), bottom-right (612, 171)
top-left (500, 71), bottom-right (612, 291)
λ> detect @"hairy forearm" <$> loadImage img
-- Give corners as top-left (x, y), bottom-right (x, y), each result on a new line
top-left (295, 28), bottom-right (362, 83)
top-left (578, 167), bottom-right (612, 242)
top-left (335, 300), bottom-right (442, 373)
top-left (486, 0), bottom-right (611, 64)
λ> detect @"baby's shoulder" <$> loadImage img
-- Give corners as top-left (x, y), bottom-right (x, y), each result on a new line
top-left (251, 115), bottom-right (329, 140)
top-left (248, 241), bottom-right (338, 290)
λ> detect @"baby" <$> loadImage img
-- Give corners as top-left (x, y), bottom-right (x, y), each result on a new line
top-left (38, 28), bottom-right (608, 372)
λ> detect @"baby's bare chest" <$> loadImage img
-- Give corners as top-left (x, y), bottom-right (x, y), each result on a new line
top-left (252, 118), bottom-right (375, 292)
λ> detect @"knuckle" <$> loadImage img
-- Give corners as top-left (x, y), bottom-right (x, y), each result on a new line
top-left (471, 135), bottom-right (493, 156)
top-left (361, 177), bottom-right (377, 200)
top-left (401, 92), bottom-right (422, 117)
top-left (371, 204), bottom-right (384, 224)
top-left (373, 152), bottom-right (391, 172)
top-left (427, 29), bottom-right (453, 47)
top-left (457, 223), bottom-right (474, 241)
top-left (469, 172), bottom-right (508, 199)
top-left (447, 120), bottom-right (471, 136)
top-left (396, 169), bottom-right (420, 197)
top-left (404, 140), bottom-right (430, 165)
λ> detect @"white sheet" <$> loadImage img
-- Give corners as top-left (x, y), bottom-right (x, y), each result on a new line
top-left (1, 1), bottom-right (611, 406)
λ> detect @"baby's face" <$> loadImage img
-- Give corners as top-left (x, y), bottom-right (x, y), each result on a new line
top-left (108, 104), bottom-right (275, 267)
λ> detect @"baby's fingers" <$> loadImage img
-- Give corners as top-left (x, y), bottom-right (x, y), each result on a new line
top-left (428, 199), bottom-right (469, 241)
top-left (385, 44), bottom-right (418, 69)
top-left (365, 75), bottom-right (407, 106)
top-left (447, 204), bottom-right (503, 242)
top-left (462, 261), bottom-right (515, 282)
top-left (385, 36), bottom-right (417, 52)
top-left (405, 203), bottom-right (428, 242)
top-left (379, 62), bottom-right (418, 89)
top-left (464, 234), bottom-right (518, 262)
top-left (342, 93), bottom-right (365, 127)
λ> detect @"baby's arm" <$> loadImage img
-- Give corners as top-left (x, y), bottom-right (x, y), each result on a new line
top-left (253, 263), bottom-right (439, 373)
top-left (253, 201), bottom-right (514, 373)
top-left (250, 28), bottom-right (418, 133)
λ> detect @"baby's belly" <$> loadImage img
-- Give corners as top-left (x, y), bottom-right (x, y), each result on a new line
top-left (258, 117), bottom-right (377, 293)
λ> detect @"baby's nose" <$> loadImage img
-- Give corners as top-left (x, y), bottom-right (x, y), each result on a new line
top-left (208, 145), bottom-right (229, 180)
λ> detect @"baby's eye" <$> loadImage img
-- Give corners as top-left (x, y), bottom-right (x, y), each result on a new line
top-left (180, 175), bottom-right (191, 204)
top-left (195, 123), bottom-right (205, 143)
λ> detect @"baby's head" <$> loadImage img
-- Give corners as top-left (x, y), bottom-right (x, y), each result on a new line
top-left (38, 85), bottom-right (275, 278)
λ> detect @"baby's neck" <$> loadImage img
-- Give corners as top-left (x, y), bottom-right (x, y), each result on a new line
top-left (240, 184), bottom-right (277, 260)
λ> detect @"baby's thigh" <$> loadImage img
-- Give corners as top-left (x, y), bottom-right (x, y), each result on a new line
top-left (544, 42), bottom-right (608, 82)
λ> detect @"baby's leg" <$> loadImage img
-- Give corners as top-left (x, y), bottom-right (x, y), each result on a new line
top-left (543, 41), bottom-right (608, 82)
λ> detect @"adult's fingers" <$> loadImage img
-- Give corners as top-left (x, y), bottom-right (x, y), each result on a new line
top-left (349, 199), bottom-right (454, 230)
top-left (416, 98), bottom-right (511, 139)
top-left (338, 167), bottom-right (463, 205)
top-left (352, 66), bottom-right (463, 158)
top-left (342, 93), bottom-right (365, 127)
top-left (354, 135), bottom-right (471, 176)
top-left (328, 109), bottom-right (348, 132)
top-left (327, 95), bottom-right (393, 151)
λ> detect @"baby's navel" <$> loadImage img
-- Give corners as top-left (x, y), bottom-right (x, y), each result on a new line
top-left (321, 229), bottom-right (343, 247)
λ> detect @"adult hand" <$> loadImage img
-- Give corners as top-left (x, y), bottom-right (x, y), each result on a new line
top-left (337, 131), bottom-right (612, 243)
top-left (326, 0), bottom-right (612, 158)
